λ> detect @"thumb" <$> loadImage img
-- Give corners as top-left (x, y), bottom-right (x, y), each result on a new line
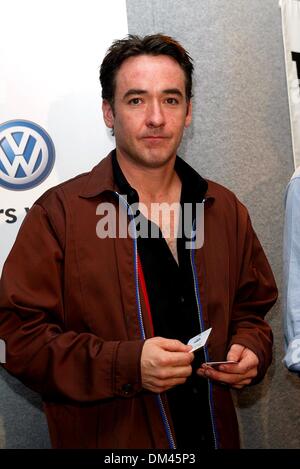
top-left (227, 343), bottom-right (245, 362)
top-left (159, 338), bottom-right (192, 353)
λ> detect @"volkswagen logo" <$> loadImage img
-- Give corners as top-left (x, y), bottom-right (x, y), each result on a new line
top-left (0, 120), bottom-right (55, 190)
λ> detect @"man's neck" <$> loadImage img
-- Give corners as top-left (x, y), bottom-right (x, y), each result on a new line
top-left (116, 150), bottom-right (181, 203)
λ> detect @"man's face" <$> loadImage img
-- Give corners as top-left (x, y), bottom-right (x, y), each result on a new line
top-left (102, 54), bottom-right (192, 169)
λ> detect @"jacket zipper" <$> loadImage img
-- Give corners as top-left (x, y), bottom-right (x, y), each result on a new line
top-left (115, 192), bottom-right (176, 449)
top-left (189, 218), bottom-right (219, 449)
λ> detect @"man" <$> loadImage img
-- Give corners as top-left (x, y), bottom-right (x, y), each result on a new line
top-left (283, 166), bottom-right (300, 372)
top-left (0, 34), bottom-right (277, 449)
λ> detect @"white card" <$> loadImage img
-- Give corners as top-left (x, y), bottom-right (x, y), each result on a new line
top-left (187, 327), bottom-right (212, 352)
top-left (204, 360), bottom-right (238, 367)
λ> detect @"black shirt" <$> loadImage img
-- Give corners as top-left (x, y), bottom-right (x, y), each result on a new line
top-left (112, 151), bottom-right (214, 449)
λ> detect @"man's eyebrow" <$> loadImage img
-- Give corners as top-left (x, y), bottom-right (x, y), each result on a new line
top-left (122, 88), bottom-right (184, 99)
top-left (123, 89), bottom-right (147, 99)
top-left (162, 88), bottom-right (184, 97)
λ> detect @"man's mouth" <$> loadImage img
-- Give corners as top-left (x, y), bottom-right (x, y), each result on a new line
top-left (142, 135), bottom-right (168, 141)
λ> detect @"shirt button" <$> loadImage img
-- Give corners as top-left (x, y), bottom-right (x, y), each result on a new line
top-left (122, 383), bottom-right (133, 395)
top-left (180, 296), bottom-right (185, 304)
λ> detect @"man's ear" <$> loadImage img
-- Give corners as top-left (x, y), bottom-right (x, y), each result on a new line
top-left (102, 100), bottom-right (115, 129)
top-left (184, 100), bottom-right (192, 128)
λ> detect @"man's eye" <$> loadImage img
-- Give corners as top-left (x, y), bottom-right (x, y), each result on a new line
top-left (166, 98), bottom-right (179, 105)
top-left (129, 98), bottom-right (142, 105)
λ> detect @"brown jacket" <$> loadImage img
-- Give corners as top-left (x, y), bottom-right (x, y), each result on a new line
top-left (0, 153), bottom-right (277, 448)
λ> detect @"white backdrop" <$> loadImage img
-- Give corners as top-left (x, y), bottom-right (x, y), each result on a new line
top-left (0, 0), bottom-right (128, 271)
top-left (280, 0), bottom-right (300, 169)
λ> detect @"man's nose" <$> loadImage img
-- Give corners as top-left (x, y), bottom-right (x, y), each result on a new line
top-left (145, 101), bottom-right (165, 127)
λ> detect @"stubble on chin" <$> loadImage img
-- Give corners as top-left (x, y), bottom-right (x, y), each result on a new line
top-left (132, 151), bottom-right (175, 169)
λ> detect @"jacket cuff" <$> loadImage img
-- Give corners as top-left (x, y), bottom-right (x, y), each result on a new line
top-left (113, 340), bottom-right (145, 397)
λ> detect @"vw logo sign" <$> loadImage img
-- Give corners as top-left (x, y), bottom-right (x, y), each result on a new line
top-left (0, 120), bottom-right (55, 190)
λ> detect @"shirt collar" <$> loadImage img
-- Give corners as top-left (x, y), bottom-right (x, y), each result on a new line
top-left (111, 150), bottom-right (139, 205)
top-left (79, 149), bottom-right (211, 205)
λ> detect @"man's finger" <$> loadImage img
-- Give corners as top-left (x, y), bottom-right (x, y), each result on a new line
top-left (159, 351), bottom-right (194, 367)
top-left (148, 376), bottom-right (188, 393)
top-left (159, 338), bottom-right (193, 353)
top-left (197, 367), bottom-right (250, 384)
top-left (217, 362), bottom-right (245, 374)
top-left (226, 343), bottom-right (245, 362)
top-left (156, 365), bottom-right (193, 380)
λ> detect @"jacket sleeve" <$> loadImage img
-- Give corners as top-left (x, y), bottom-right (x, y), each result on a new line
top-left (283, 175), bottom-right (300, 373)
top-left (0, 202), bottom-right (144, 402)
top-left (228, 208), bottom-right (277, 383)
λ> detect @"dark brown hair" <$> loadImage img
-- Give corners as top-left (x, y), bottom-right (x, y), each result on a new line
top-left (99, 34), bottom-right (194, 108)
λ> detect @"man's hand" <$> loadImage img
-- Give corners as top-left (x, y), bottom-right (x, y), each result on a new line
top-left (141, 337), bottom-right (194, 393)
top-left (196, 344), bottom-right (259, 389)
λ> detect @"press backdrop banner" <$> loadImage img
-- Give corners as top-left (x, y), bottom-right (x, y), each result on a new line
top-left (280, 0), bottom-right (300, 168)
top-left (0, 0), bottom-right (128, 271)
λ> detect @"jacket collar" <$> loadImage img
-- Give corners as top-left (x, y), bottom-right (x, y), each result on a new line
top-left (79, 151), bottom-right (118, 198)
top-left (79, 149), bottom-right (214, 202)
